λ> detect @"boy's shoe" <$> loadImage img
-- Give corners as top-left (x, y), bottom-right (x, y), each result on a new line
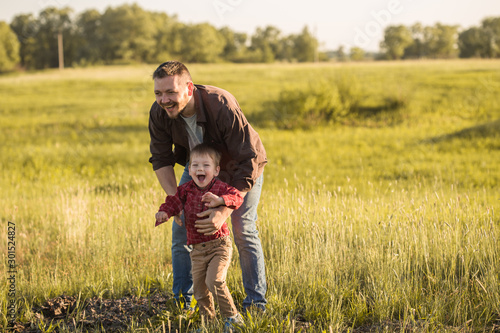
top-left (182, 306), bottom-right (196, 315)
top-left (223, 313), bottom-right (244, 333)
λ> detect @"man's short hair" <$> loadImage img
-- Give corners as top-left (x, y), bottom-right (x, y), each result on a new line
top-left (152, 61), bottom-right (192, 82)
top-left (190, 143), bottom-right (221, 167)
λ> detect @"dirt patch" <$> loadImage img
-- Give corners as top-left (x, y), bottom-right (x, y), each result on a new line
top-left (12, 292), bottom-right (176, 332)
top-left (10, 294), bottom-right (498, 332)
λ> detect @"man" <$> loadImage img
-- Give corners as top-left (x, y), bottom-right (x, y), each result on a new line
top-left (148, 61), bottom-right (267, 312)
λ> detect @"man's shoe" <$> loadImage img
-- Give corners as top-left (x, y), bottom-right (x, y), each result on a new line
top-left (243, 304), bottom-right (266, 316)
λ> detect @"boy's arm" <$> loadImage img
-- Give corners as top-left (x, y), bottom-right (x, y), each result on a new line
top-left (155, 166), bottom-right (184, 226)
top-left (156, 188), bottom-right (185, 227)
top-left (201, 183), bottom-right (244, 210)
top-left (219, 185), bottom-right (244, 210)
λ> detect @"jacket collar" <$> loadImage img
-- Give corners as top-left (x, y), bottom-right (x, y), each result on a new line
top-left (193, 85), bottom-right (207, 124)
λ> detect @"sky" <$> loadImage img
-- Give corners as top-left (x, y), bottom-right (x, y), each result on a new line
top-left (2, 0), bottom-right (500, 52)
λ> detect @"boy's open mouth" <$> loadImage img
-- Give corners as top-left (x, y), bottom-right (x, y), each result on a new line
top-left (197, 175), bottom-right (206, 183)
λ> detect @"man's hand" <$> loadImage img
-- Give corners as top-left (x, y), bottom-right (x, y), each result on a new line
top-left (201, 192), bottom-right (224, 208)
top-left (195, 206), bottom-right (233, 235)
top-left (173, 213), bottom-right (183, 226)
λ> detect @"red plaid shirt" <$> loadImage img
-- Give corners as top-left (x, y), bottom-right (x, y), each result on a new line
top-left (156, 178), bottom-right (243, 245)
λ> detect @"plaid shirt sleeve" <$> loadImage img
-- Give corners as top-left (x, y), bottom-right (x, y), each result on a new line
top-left (156, 185), bottom-right (186, 226)
top-left (214, 180), bottom-right (244, 210)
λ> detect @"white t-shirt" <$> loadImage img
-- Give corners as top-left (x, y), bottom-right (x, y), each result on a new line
top-left (181, 113), bottom-right (204, 151)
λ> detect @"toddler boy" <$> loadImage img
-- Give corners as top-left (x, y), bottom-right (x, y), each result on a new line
top-left (155, 143), bottom-right (244, 330)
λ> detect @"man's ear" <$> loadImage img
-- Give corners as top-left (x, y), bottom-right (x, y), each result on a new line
top-left (187, 81), bottom-right (194, 96)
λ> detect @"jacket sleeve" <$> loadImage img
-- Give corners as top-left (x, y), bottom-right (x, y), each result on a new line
top-left (149, 102), bottom-right (176, 170)
top-left (216, 98), bottom-right (266, 192)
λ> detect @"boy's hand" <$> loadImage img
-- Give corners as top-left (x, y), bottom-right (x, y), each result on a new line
top-left (155, 211), bottom-right (183, 227)
top-left (155, 211), bottom-right (171, 226)
top-left (201, 192), bottom-right (225, 208)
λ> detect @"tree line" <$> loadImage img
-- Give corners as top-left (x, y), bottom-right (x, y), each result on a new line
top-left (0, 3), bottom-right (499, 72)
top-left (380, 17), bottom-right (500, 60)
top-left (1, 4), bottom-right (320, 71)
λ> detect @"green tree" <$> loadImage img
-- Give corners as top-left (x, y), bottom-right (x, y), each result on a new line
top-left (336, 45), bottom-right (347, 62)
top-left (44, 7), bottom-right (72, 67)
top-left (481, 17), bottom-right (500, 57)
top-left (11, 8), bottom-right (74, 69)
top-left (423, 23), bottom-right (459, 58)
top-left (404, 23), bottom-right (425, 58)
top-left (151, 12), bottom-right (183, 62)
top-left (100, 4), bottom-right (157, 63)
top-left (0, 21), bottom-right (20, 72)
top-left (9, 14), bottom-right (37, 68)
top-left (380, 25), bottom-right (413, 60)
top-left (350, 47), bottom-right (365, 61)
top-left (458, 27), bottom-right (489, 58)
top-left (178, 23), bottom-right (225, 63)
top-left (250, 26), bottom-right (283, 62)
top-left (276, 35), bottom-right (295, 62)
top-left (218, 26), bottom-right (248, 62)
top-left (36, 7), bottom-right (75, 69)
top-left (292, 26), bottom-right (318, 62)
top-left (74, 9), bottom-right (102, 65)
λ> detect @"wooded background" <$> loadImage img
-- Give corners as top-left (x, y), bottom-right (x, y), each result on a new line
top-left (1, 4), bottom-right (500, 71)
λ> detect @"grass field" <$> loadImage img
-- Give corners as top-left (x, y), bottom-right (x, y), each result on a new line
top-left (1, 60), bottom-right (499, 332)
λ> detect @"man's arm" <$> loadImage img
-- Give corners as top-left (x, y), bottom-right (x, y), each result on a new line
top-left (215, 98), bottom-right (266, 193)
top-left (195, 191), bottom-right (246, 235)
top-left (155, 165), bottom-right (178, 196)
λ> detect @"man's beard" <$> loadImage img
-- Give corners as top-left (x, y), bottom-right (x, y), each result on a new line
top-left (162, 102), bottom-right (187, 119)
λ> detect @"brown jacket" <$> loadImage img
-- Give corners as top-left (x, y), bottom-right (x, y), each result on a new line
top-left (149, 84), bottom-right (267, 192)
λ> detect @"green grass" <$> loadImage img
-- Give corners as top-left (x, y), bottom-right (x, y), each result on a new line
top-left (1, 60), bottom-right (499, 332)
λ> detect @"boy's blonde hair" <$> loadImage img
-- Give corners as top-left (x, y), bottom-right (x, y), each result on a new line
top-left (190, 143), bottom-right (221, 166)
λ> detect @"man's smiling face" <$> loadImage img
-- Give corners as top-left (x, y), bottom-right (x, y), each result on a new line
top-left (154, 74), bottom-right (194, 119)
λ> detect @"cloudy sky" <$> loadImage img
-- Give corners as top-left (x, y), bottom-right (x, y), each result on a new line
top-left (2, 0), bottom-right (500, 51)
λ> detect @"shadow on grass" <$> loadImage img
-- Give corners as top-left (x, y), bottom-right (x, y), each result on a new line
top-left (248, 96), bottom-right (407, 129)
top-left (423, 118), bottom-right (500, 143)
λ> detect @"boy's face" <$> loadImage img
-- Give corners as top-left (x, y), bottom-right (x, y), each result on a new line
top-left (188, 153), bottom-right (220, 189)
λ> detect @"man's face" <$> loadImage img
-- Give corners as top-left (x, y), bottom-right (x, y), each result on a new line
top-left (188, 153), bottom-right (220, 189)
top-left (154, 75), bottom-right (194, 119)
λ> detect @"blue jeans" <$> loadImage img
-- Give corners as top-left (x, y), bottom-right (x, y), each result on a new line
top-left (171, 167), bottom-right (195, 307)
top-left (171, 165), bottom-right (267, 310)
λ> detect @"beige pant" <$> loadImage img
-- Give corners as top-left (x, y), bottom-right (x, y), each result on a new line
top-left (190, 236), bottom-right (238, 319)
